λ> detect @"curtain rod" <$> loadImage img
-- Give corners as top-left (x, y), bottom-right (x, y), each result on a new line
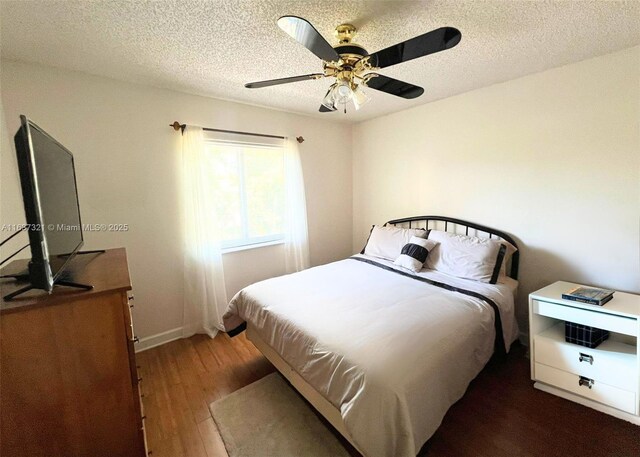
top-left (170, 121), bottom-right (304, 143)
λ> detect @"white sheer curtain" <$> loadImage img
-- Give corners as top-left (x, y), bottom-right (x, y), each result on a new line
top-left (283, 137), bottom-right (310, 273)
top-left (181, 126), bottom-right (228, 338)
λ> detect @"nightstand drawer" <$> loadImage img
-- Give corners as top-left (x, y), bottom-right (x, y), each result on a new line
top-left (535, 363), bottom-right (636, 414)
top-left (533, 299), bottom-right (637, 336)
top-left (534, 324), bottom-right (637, 391)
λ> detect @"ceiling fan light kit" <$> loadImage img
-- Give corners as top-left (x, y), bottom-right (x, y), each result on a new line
top-left (322, 77), bottom-right (371, 112)
top-left (245, 15), bottom-right (461, 114)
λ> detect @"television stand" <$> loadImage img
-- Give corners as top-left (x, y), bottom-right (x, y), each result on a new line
top-left (3, 278), bottom-right (93, 301)
top-left (57, 249), bottom-right (106, 258)
top-left (1, 249), bottom-right (106, 293)
top-left (0, 272), bottom-right (29, 281)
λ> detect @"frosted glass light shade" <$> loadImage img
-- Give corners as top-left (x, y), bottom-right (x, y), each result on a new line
top-left (352, 85), bottom-right (371, 110)
top-left (335, 81), bottom-right (352, 104)
top-left (322, 83), bottom-right (338, 110)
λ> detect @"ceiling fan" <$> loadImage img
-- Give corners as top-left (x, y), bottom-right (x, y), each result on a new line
top-left (245, 16), bottom-right (461, 113)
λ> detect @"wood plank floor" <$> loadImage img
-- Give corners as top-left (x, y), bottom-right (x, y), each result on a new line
top-left (137, 333), bottom-right (640, 457)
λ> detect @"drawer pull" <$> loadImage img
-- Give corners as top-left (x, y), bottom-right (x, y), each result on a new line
top-left (578, 376), bottom-right (594, 389)
top-left (578, 353), bottom-right (594, 365)
top-left (133, 336), bottom-right (140, 343)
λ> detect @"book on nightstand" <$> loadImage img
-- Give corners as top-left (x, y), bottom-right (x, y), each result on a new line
top-left (562, 286), bottom-right (615, 306)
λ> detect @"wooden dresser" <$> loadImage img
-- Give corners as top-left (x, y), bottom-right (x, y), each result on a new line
top-left (0, 248), bottom-right (148, 457)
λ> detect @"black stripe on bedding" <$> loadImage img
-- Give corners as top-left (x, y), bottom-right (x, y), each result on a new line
top-left (490, 244), bottom-right (507, 285)
top-left (401, 243), bottom-right (429, 263)
top-left (350, 256), bottom-right (506, 357)
top-left (227, 322), bottom-right (247, 337)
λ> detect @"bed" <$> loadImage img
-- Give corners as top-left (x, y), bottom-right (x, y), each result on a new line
top-left (223, 216), bottom-right (520, 457)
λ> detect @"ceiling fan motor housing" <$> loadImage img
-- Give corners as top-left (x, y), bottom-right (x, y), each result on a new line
top-left (333, 24), bottom-right (368, 65)
top-left (334, 43), bottom-right (368, 61)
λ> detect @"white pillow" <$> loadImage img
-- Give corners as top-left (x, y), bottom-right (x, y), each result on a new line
top-left (425, 230), bottom-right (509, 284)
top-left (363, 225), bottom-right (427, 261)
top-left (394, 237), bottom-right (439, 272)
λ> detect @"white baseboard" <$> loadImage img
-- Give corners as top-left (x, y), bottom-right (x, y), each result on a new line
top-left (135, 326), bottom-right (184, 353)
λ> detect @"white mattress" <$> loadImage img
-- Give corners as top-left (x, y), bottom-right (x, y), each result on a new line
top-left (223, 255), bottom-right (519, 457)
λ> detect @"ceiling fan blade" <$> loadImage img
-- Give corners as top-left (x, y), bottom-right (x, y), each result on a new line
top-left (319, 104), bottom-right (336, 112)
top-left (368, 27), bottom-right (461, 69)
top-left (366, 74), bottom-right (424, 99)
top-left (245, 73), bottom-right (323, 89)
top-left (277, 16), bottom-right (340, 62)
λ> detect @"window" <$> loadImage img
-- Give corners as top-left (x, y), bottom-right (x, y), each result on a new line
top-left (205, 137), bottom-right (285, 250)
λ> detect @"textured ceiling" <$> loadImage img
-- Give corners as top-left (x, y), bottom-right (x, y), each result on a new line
top-left (1, 1), bottom-right (639, 122)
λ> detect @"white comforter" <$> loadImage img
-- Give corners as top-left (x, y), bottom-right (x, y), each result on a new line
top-left (223, 255), bottom-right (519, 457)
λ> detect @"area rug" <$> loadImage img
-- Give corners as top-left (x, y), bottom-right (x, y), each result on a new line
top-left (209, 373), bottom-right (351, 457)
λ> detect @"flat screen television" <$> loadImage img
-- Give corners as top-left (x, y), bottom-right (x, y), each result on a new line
top-left (13, 115), bottom-right (84, 292)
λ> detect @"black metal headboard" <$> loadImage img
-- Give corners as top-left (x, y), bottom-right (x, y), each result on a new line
top-left (386, 215), bottom-right (519, 280)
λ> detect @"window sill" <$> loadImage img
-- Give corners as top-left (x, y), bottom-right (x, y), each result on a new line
top-left (221, 239), bottom-right (285, 254)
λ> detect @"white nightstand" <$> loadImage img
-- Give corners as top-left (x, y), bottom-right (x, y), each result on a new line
top-left (529, 281), bottom-right (640, 424)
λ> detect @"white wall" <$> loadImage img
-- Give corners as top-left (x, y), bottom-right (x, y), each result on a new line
top-left (352, 46), bottom-right (640, 335)
top-left (3, 45), bottom-right (638, 345)
top-left (0, 61), bottom-right (352, 342)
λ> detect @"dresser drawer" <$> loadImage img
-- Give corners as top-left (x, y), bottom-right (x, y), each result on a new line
top-left (123, 293), bottom-right (135, 340)
top-left (141, 424), bottom-right (149, 456)
top-left (535, 363), bottom-right (636, 414)
top-left (532, 300), bottom-right (637, 336)
top-left (534, 324), bottom-right (637, 391)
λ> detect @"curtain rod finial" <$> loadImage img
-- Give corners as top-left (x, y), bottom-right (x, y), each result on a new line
top-left (170, 121), bottom-right (186, 133)
top-left (296, 136), bottom-right (304, 144)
